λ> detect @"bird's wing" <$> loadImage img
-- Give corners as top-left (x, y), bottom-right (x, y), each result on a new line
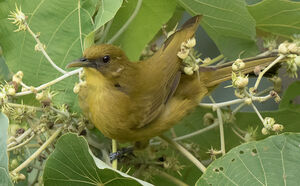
top-left (131, 15), bottom-right (202, 129)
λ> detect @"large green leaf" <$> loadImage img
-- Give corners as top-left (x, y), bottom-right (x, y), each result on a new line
top-left (43, 133), bottom-right (153, 186)
top-left (0, 0), bottom-right (96, 109)
top-left (176, 0), bottom-right (258, 59)
top-left (248, 0), bottom-right (300, 38)
top-left (106, 0), bottom-right (177, 61)
top-left (94, 0), bottom-right (123, 31)
top-left (196, 133), bottom-right (300, 185)
top-left (0, 113), bottom-right (13, 186)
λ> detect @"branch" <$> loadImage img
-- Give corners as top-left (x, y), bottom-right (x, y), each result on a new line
top-left (15, 68), bottom-right (82, 96)
top-left (173, 121), bottom-right (219, 141)
top-left (11, 127), bottom-right (63, 175)
top-left (252, 54), bottom-right (285, 92)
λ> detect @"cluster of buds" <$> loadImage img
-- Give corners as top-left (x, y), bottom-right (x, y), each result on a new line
top-left (261, 117), bottom-right (284, 135)
top-left (231, 59), bottom-right (249, 98)
top-left (8, 5), bottom-right (27, 32)
top-left (285, 54), bottom-right (300, 78)
top-left (35, 89), bottom-right (57, 106)
top-left (177, 37), bottom-right (196, 60)
top-left (177, 38), bottom-right (201, 75)
top-left (232, 59), bottom-right (248, 88)
top-left (0, 71), bottom-right (24, 105)
top-left (278, 41), bottom-right (300, 55)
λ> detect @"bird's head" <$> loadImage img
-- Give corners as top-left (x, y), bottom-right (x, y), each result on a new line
top-left (67, 44), bottom-right (130, 78)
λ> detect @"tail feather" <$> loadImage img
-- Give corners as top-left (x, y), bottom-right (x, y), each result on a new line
top-left (200, 55), bottom-right (279, 88)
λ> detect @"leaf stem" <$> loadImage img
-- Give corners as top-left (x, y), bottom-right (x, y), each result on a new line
top-left (107, 0), bottom-right (143, 44)
top-left (11, 127), bottom-right (63, 175)
top-left (159, 135), bottom-right (206, 173)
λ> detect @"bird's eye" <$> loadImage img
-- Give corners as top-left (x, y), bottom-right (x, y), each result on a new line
top-left (102, 55), bottom-right (110, 63)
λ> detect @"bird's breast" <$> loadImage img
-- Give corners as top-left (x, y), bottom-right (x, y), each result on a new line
top-left (79, 68), bottom-right (134, 140)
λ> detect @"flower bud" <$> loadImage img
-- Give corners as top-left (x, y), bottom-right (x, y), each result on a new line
top-left (35, 92), bottom-right (43, 100)
top-left (278, 42), bottom-right (289, 54)
top-left (234, 76), bottom-right (249, 88)
top-left (263, 117), bottom-right (275, 129)
top-left (288, 43), bottom-right (298, 53)
top-left (73, 83), bottom-right (81, 94)
top-left (177, 48), bottom-right (190, 59)
top-left (261, 127), bottom-right (269, 135)
top-left (184, 66), bottom-right (194, 75)
top-left (7, 87), bottom-right (16, 96)
top-left (203, 57), bottom-right (211, 64)
top-left (272, 124), bottom-right (284, 132)
top-left (185, 37), bottom-right (196, 48)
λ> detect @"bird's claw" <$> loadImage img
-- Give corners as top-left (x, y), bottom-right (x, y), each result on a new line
top-left (109, 147), bottom-right (134, 161)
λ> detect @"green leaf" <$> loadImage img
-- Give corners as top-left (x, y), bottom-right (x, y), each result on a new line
top-left (196, 133), bottom-right (300, 185)
top-left (0, 0), bottom-right (96, 110)
top-left (94, 0), bottom-right (123, 31)
top-left (176, 0), bottom-right (258, 59)
top-left (106, 0), bottom-right (177, 61)
top-left (279, 81), bottom-right (300, 110)
top-left (248, 0), bottom-right (300, 38)
top-left (43, 133), bottom-right (153, 186)
top-left (0, 113), bottom-right (13, 186)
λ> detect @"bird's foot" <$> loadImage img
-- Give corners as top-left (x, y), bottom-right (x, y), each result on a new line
top-left (109, 147), bottom-right (134, 161)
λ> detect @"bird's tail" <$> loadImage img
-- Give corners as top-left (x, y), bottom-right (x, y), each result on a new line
top-left (200, 54), bottom-right (280, 88)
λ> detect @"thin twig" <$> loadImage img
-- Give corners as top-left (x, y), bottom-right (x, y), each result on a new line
top-left (251, 103), bottom-right (264, 123)
top-left (159, 135), bottom-right (206, 173)
top-left (217, 109), bottom-right (225, 155)
top-left (173, 121), bottom-right (219, 141)
top-left (107, 0), bottom-right (143, 44)
top-left (7, 134), bottom-right (35, 152)
top-left (11, 127), bottom-right (63, 175)
top-left (253, 54), bottom-right (285, 91)
top-left (199, 98), bottom-right (245, 110)
top-left (7, 129), bottom-right (33, 148)
top-left (25, 23), bottom-right (67, 74)
top-left (15, 68), bottom-right (82, 96)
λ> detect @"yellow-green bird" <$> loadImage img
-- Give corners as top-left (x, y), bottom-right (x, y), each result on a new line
top-left (67, 15), bottom-right (277, 147)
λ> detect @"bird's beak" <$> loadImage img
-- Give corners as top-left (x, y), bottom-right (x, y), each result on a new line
top-left (66, 58), bottom-right (95, 68)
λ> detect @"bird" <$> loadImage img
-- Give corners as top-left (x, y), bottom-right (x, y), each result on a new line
top-left (67, 15), bottom-right (278, 148)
